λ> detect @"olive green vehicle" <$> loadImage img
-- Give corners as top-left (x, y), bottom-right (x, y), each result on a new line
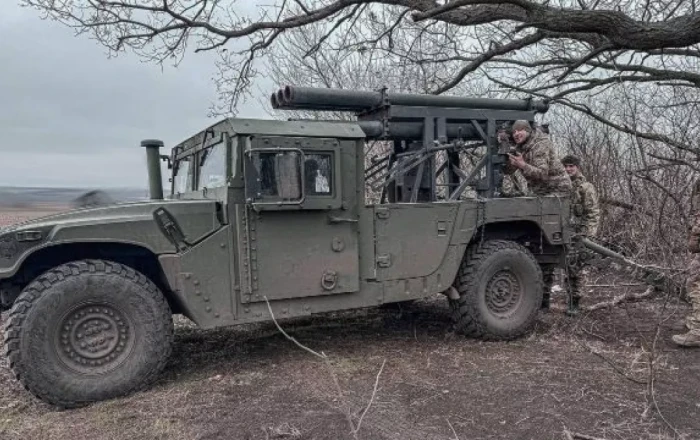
top-left (0, 86), bottom-right (572, 408)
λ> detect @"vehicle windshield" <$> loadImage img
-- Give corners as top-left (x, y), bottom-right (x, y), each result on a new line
top-left (197, 142), bottom-right (227, 189)
top-left (172, 156), bottom-right (194, 194)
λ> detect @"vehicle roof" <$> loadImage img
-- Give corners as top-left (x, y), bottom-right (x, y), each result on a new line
top-left (172, 117), bottom-right (366, 154)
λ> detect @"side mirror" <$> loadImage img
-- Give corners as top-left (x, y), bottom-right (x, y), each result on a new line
top-left (160, 155), bottom-right (173, 169)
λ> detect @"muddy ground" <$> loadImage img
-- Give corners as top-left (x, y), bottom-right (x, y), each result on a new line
top-left (1, 210), bottom-right (699, 440)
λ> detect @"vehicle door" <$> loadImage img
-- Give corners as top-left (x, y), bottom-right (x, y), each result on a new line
top-left (239, 135), bottom-right (360, 304)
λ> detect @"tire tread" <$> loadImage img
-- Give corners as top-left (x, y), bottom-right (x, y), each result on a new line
top-left (2, 259), bottom-right (173, 408)
top-left (449, 240), bottom-right (543, 341)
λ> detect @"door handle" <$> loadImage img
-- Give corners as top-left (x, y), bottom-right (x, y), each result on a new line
top-left (328, 215), bottom-right (358, 224)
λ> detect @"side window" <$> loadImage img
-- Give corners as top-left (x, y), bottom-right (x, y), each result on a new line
top-left (173, 156), bottom-right (193, 194)
top-left (229, 135), bottom-right (239, 178)
top-left (304, 153), bottom-right (333, 196)
top-left (251, 151), bottom-right (302, 200)
top-left (243, 139), bottom-right (342, 210)
top-left (255, 152), bottom-right (279, 196)
top-left (197, 143), bottom-right (227, 189)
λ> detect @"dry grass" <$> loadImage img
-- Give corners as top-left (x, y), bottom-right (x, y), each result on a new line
top-left (0, 208), bottom-right (698, 439)
top-left (1, 275), bottom-right (699, 440)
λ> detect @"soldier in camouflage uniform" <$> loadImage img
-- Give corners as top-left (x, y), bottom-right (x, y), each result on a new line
top-left (498, 121), bottom-right (572, 311)
top-left (499, 120), bottom-right (572, 197)
top-left (672, 179), bottom-right (700, 347)
top-left (559, 155), bottom-right (600, 315)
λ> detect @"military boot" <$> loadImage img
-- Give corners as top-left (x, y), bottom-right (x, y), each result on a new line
top-left (541, 292), bottom-right (551, 310)
top-left (541, 270), bottom-right (555, 311)
top-left (565, 296), bottom-right (580, 317)
top-left (671, 331), bottom-right (700, 347)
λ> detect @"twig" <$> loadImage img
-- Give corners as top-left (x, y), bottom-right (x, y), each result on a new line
top-left (571, 432), bottom-right (609, 440)
top-left (353, 359), bottom-right (386, 437)
top-left (264, 297), bottom-right (355, 434)
top-left (446, 418), bottom-right (460, 440)
top-left (580, 327), bottom-right (606, 341)
top-left (265, 296), bottom-right (387, 440)
top-left (324, 360), bottom-right (357, 438)
top-left (642, 290), bottom-right (685, 438)
top-left (584, 343), bottom-right (646, 385)
top-left (588, 283), bottom-right (645, 287)
top-left (563, 427), bottom-right (575, 440)
top-left (264, 296), bottom-right (327, 359)
top-left (585, 286), bottom-right (654, 312)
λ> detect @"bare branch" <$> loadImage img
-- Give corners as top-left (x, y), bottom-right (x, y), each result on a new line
top-left (600, 197), bottom-right (654, 217)
top-left (485, 73), bottom-right (699, 155)
top-left (353, 359), bottom-right (386, 436)
top-left (555, 43), bottom-right (615, 82)
top-left (585, 286), bottom-right (655, 312)
top-left (433, 30), bottom-right (547, 94)
top-left (570, 432), bottom-right (610, 440)
top-left (264, 296), bottom-right (327, 359)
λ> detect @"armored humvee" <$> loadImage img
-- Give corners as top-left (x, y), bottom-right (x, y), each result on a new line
top-left (0, 86), bottom-right (572, 408)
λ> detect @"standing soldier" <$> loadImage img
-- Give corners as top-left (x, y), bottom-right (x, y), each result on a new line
top-left (498, 121), bottom-right (572, 311)
top-left (499, 120), bottom-right (571, 197)
top-left (558, 155), bottom-right (600, 315)
top-left (672, 179), bottom-right (700, 347)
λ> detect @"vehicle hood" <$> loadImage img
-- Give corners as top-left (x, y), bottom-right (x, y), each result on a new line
top-left (0, 198), bottom-right (224, 278)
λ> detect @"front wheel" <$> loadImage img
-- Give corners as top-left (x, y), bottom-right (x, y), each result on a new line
top-left (449, 240), bottom-right (543, 341)
top-left (3, 259), bottom-right (174, 408)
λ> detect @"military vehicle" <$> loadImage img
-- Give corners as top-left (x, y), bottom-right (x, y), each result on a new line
top-left (0, 85), bottom-right (573, 408)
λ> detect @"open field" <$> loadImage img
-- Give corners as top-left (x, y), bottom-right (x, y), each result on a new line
top-left (0, 208), bottom-right (699, 440)
top-left (0, 206), bottom-right (70, 227)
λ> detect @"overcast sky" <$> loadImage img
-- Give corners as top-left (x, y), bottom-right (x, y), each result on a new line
top-left (0, 2), bottom-right (271, 189)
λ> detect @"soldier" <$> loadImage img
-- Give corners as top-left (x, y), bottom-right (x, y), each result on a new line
top-left (499, 120), bottom-right (572, 197)
top-left (559, 154), bottom-right (600, 315)
top-left (498, 121), bottom-right (572, 310)
top-left (672, 179), bottom-right (700, 347)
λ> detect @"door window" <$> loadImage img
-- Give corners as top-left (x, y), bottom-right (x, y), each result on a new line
top-left (304, 153), bottom-right (333, 196)
top-left (250, 151), bottom-right (303, 201)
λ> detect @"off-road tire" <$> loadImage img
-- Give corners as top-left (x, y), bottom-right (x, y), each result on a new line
top-left (449, 240), bottom-right (543, 341)
top-left (3, 259), bottom-right (174, 408)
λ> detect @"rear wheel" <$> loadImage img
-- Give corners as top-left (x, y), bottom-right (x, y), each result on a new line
top-left (3, 259), bottom-right (173, 408)
top-left (449, 240), bottom-right (543, 340)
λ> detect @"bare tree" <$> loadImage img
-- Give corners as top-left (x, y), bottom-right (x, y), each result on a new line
top-left (20, 1), bottom-right (700, 113)
top-left (22, 0), bottom-right (700, 260)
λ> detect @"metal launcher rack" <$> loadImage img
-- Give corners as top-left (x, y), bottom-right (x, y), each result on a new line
top-left (271, 85), bottom-right (549, 202)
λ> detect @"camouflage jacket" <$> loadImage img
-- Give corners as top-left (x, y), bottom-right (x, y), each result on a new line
top-left (500, 170), bottom-right (528, 197)
top-left (503, 131), bottom-right (572, 196)
top-left (570, 173), bottom-right (600, 237)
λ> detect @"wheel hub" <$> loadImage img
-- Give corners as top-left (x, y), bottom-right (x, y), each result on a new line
top-left (485, 270), bottom-right (522, 316)
top-left (56, 305), bottom-right (133, 374)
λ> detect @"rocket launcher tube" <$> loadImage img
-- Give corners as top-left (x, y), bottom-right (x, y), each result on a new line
top-left (271, 85), bottom-right (549, 113)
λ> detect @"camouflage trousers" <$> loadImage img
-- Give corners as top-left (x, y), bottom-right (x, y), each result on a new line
top-left (542, 242), bottom-right (591, 300)
top-left (565, 267), bottom-right (588, 300)
top-left (684, 254), bottom-right (700, 333)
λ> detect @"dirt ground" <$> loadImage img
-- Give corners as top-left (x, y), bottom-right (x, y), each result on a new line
top-left (1, 209), bottom-right (699, 440)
